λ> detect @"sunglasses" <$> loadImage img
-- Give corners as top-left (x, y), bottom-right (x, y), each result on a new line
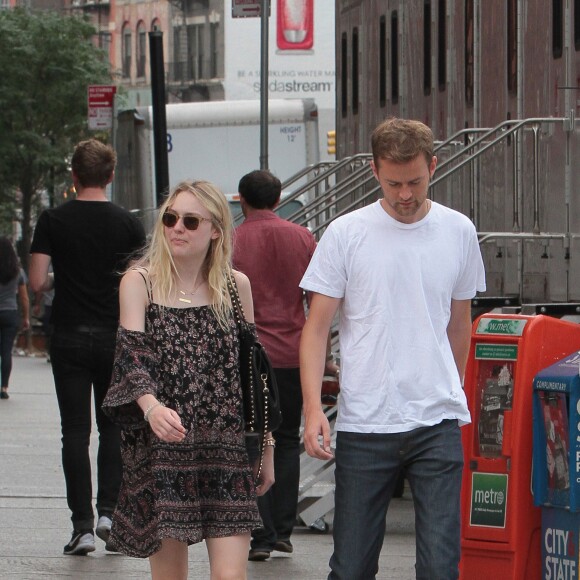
top-left (162, 211), bottom-right (212, 231)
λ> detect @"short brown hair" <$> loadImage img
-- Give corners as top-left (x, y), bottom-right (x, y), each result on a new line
top-left (371, 118), bottom-right (434, 166)
top-left (71, 139), bottom-right (116, 188)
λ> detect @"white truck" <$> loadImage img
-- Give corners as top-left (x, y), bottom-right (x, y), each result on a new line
top-left (112, 98), bottom-right (319, 229)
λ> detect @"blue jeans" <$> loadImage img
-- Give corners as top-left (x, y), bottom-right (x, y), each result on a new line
top-left (0, 309), bottom-right (19, 387)
top-left (329, 420), bottom-right (463, 580)
top-left (252, 368), bottom-right (303, 549)
top-left (50, 327), bottom-right (121, 531)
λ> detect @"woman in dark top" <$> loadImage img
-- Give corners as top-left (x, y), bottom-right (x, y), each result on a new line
top-left (0, 237), bottom-right (30, 399)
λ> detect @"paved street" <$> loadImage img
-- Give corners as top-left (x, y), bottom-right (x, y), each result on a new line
top-left (0, 352), bottom-right (417, 580)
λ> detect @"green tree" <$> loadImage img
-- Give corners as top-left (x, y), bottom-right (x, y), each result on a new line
top-left (0, 8), bottom-right (111, 271)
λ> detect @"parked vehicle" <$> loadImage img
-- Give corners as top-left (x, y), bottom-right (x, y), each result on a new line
top-left (112, 98), bottom-right (319, 231)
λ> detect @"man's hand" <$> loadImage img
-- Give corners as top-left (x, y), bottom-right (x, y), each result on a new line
top-left (324, 358), bottom-right (340, 378)
top-left (303, 407), bottom-right (334, 460)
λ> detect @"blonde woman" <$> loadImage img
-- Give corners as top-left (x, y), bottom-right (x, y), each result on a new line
top-left (103, 181), bottom-right (274, 579)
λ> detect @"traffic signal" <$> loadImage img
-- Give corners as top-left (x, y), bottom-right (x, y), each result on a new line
top-left (327, 130), bottom-right (336, 155)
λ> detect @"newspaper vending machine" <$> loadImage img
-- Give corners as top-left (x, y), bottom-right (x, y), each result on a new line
top-left (460, 314), bottom-right (580, 579)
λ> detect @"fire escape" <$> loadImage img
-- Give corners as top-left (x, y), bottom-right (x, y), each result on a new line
top-left (166, 0), bottom-right (224, 103)
top-left (69, 0), bottom-right (112, 60)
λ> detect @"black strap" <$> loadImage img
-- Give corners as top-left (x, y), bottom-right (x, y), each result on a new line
top-left (135, 268), bottom-right (153, 304)
top-left (227, 273), bottom-right (245, 327)
top-left (227, 272), bottom-right (268, 483)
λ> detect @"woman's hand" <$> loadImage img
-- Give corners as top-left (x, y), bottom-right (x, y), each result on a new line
top-left (147, 404), bottom-right (187, 443)
top-left (255, 444), bottom-right (275, 496)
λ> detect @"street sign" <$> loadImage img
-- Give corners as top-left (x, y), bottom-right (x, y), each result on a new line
top-left (87, 85), bottom-right (117, 130)
top-left (232, 0), bottom-right (269, 18)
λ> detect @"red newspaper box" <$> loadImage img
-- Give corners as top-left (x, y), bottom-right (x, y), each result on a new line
top-left (460, 314), bottom-right (580, 579)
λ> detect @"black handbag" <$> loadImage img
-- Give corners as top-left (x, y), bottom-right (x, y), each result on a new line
top-left (227, 273), bottom-right (282, 438)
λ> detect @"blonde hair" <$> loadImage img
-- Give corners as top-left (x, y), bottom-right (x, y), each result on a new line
top-left (132, 180), bottom-right (234, 329)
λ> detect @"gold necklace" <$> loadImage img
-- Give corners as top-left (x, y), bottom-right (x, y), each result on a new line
top-left (178, 278), bottom-right (206, 304)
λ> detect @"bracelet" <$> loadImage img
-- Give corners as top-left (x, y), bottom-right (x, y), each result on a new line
top-left (144, 401), bottom-right (164, 422)
top-left (264, 437), bottom-right (276, 448)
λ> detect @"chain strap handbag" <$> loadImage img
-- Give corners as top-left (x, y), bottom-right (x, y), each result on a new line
top-left (227, 274), bottom-right (282, 480)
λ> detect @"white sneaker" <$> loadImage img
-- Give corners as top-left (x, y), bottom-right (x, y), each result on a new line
top-left (63, 530), bottom-right (95, 555)
top-left (96, 515), bottom-right (112, 543)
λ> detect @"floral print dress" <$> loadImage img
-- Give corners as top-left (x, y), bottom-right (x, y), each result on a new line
top-left (102, 303), bottom-right (260, 558)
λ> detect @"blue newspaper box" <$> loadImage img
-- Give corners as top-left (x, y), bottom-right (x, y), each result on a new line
top-left (533, 350), bottom-right (580, 580)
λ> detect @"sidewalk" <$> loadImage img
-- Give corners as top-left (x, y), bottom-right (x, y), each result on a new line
top-left (0, 354), bottom-right (417, 580)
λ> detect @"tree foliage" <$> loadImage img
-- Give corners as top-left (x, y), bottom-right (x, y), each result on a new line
top-left (0, 8), bottom-right (111, 271)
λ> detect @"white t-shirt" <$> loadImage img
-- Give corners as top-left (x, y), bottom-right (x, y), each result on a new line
top-left (300, 200), bottom-right (486, 434)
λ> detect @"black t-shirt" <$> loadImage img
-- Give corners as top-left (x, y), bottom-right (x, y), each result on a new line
top-left (30, 199), bottom-right (146, 327)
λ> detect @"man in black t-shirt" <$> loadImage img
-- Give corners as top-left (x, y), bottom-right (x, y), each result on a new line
top-left (29, 140), bottom-right (146, 556)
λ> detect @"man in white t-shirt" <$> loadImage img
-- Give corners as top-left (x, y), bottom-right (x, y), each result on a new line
top-left (299, 118), bottom-right (486, 580)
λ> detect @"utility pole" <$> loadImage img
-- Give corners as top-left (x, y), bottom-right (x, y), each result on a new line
top-left (259, 0), bottom-right (269, 170)
top-left (149, 30), bottom-right (170, 206)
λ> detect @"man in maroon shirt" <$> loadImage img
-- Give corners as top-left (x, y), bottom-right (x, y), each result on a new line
top-left (233, 170), bottom-right (322, 561)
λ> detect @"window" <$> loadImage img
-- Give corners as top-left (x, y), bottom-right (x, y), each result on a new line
top-left (99, 32), bottom-right (112, 61)
top-left (465, 0), bottom-right (474, 105)
top-left (188, 24), bottom-right (204, 79)
top-left (438, 0), bottom-right (446, 90)
top-left (122, 25), bottom-right (132, 79)
top-left (576, 0), bottom-right (580, 50)
top-left (136, 22), bottom-right (146, 78)
top-left (190, 0), bottom-right (210, 9)
top-left (379, 16), bottom-right (387, 106)
top-left (210, 22), bottom-right (219, 78)
top-left (352, 27), bottom-right (359, 115)
top-left (424, 1), bottom-right (432, 95)
top-left (173, 26), bottom-right (186, 81)
top-left (341, 32), bottom-right (348, 117)
top-left (507, 0), bottom-right (517, 93)
top-left (553, 0), bottom-right (563, 58)
top-left (391, 11), bottom-right (399, 103)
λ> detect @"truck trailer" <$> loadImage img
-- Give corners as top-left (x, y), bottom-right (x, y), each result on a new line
top-left (112, 98), bottom-right (319, 230)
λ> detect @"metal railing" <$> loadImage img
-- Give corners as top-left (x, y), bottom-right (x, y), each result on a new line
top-left (431, 116), bottom-right (573, 235)
top-left (273, 114), bottom-right (577, 241)
top-left (257, 114), bottom-right (578, 302)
